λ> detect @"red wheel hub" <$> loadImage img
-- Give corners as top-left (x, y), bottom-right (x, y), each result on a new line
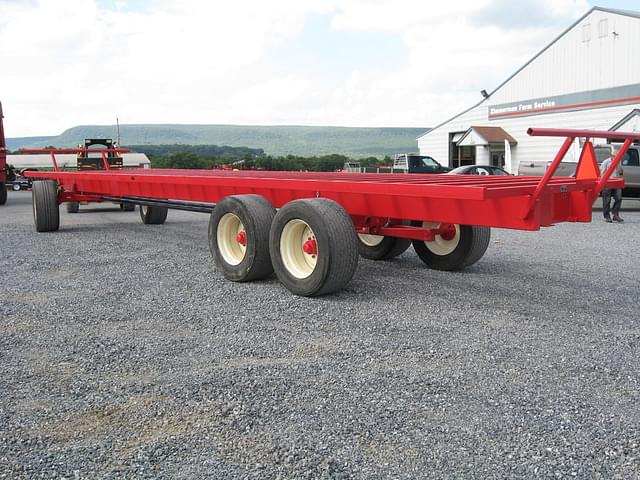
top-left (236, 230), bottom-right (247, 246)
top-left (438, 223), bottom-right (456, 241)
top-left (302, 239), bottom-right (317, 255)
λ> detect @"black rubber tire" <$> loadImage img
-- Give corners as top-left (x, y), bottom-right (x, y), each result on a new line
top-left (66, 202), bottom-right (80, 213)
top-left (32, 180), bottom-right (60, 232)
top-left (0, 183), bottom-right (6, 205)
top-left (461, 226), bottom-right (492, 268)
top-left (269, 198), bottom-right (359, 297)
top-left (357, 233), bottom-right (411, 260)
top-left (208, 195), bottom-right (276, 282)
top-left (412, 223), bottom-right (491, 271)
top-left (139, 205), bottom-right (168, 224)
top-left (121, 202), bottom-right (135, 212)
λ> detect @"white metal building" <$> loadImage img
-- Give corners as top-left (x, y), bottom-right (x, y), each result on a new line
top-left (418, 7), bottom-right (640, 173)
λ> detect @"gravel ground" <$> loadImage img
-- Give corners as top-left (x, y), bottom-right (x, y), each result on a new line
top-left (1, 190), bottom-right (639, 479)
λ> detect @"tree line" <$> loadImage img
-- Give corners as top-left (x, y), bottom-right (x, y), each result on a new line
top-left (128, 144), bottom-right (265, 160)
top-left (135, 145), bottom-right (392, 172)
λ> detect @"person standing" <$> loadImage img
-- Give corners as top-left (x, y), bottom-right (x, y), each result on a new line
top-left (600, 150), bottom-right (624, 223)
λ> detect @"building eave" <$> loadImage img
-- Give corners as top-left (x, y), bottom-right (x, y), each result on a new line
top-left (609, 108), bottom-right (640, 131)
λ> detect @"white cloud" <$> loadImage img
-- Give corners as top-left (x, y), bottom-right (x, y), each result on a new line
top-left (0, 0), bottom-right (591, 136)
top-left (229, 76), bottom-right (312, 121)
top-left (321, 0), bottom-right (589, 127)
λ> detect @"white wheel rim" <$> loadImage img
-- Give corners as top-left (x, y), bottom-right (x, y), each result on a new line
top-left (13, 184), bottom-right (20, 191)
top-left (422, 222), bottom-right (460, 256)
top-left (358, 233), bottom-right (384, 247)
top-left (280, 219), bottom-right (317, 279)
top-left (217, 213), bottom-right (246, 266)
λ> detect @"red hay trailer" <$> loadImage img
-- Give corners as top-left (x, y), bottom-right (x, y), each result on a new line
top-left (21, 128), bottom-right (636, 296)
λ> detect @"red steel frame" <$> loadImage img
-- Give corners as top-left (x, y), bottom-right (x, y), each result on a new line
top-left (20, 148), bottom-right (131, 172)
top-left (23, 128), bottom-right (636, 239)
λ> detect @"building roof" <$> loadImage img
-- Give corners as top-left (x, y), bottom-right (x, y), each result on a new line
top-left (609, 109), bottom-right (640, 131)
top-left (457, 126), bottom-right (517, 147)
top-left (419, 6), bottom-right (640, 140)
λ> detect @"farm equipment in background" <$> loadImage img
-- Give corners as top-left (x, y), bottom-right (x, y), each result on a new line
top-left (0, 101), bottom-right (7, 205)
top-left (19, 140), bottom-right (135, 213)
top-left (64, 138), bottom-right (133, 213)
top-left (76, 138), bottom-right (124, 170)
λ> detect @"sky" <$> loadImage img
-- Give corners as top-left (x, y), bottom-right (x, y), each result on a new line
top-left (0, 0), bottom-right (638, 137)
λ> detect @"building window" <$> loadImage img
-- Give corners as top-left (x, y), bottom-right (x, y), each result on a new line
top-left (582, 23), bottom-right (591, 42)
top-left (449, 132), bottom-right (467, 167)
top-left (598, 18), bottom-right (608, 38)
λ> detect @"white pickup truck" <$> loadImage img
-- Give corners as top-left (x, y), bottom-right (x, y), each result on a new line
top-left (342, 154), bottom-right (450, 174)
top-left (392, 153), bottom-right (451, 174)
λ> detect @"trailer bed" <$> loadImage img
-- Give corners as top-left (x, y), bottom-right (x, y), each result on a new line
top-left (25, 168), bottom-right (619, 231)
top-left (20, 128), bottom-right (638, 296)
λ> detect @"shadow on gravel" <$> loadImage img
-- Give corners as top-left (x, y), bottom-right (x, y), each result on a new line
top-left (69, 207), bottom-right (126, 213)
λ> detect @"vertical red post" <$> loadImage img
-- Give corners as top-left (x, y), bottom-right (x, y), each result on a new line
top-left (50, 151), bottom-right (59, 171)
top-left (101, 152), bottom-right (110, 170)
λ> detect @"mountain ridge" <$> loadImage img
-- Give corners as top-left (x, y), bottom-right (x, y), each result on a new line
top-left (8, 124), bottom-right (429, 158)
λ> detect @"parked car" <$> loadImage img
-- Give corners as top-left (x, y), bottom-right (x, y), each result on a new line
top-left (448, 165), bottom-right (511, 176)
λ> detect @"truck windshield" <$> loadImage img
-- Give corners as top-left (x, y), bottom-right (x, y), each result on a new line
top-left (409, 156), bottom-right (439, 168)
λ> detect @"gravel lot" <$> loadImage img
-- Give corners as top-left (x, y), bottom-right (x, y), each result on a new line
top-left (1, 190), bottom-right (639, 479)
